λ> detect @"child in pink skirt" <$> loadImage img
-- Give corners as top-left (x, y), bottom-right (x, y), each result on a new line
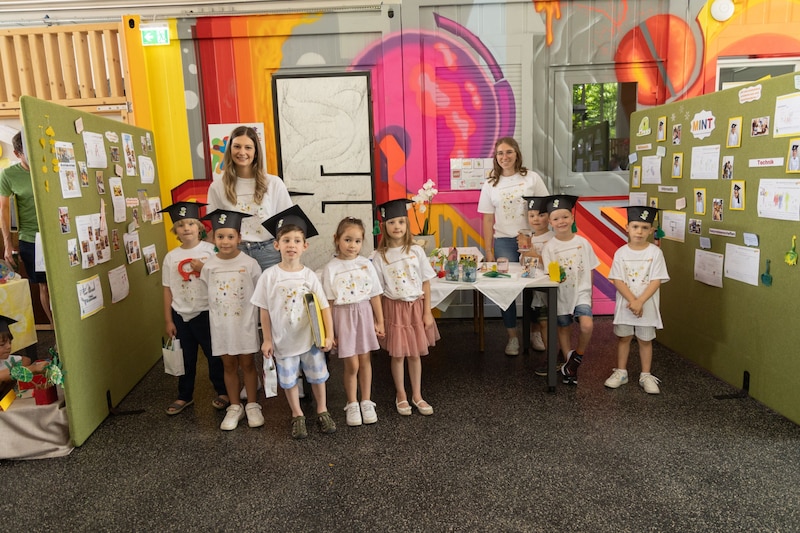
top-left (321, 217), bottom-right (385, 427)
top-left (372, 199), bottom-right (440, 416)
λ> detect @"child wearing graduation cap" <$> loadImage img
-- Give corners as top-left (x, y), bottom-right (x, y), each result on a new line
top-left (540, 195), bottom-right (600, 385)
top-left (604, 206), bottom-right (669, 394)
top-left (159, 202), bottom-right (228, 416)
top-left (0, 315), bottom-right (47, 383)
top-left (373, 199), bottom-right (440, 417)
top-left (521, 196), bottom-right (554, 355)
top-left (199, 209), bottom-right (263, 431)
top-left (250, 205), bottom-right (337, 439)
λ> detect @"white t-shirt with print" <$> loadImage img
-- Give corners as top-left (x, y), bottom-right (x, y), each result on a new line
top-left (609, 243), bottom-right (669, 328)
top-left (541, 234), bottom-right (600, 315)
top-left (251, 265), bottom-right (329, 358)
top-left (162, 241), bottom-right (216, 322)
top-left (477, 172), bottom-right (549, 238)
top-left (321, 256), bottom-right (383, 305)
top-left (372, 245), bottom-right (435, 302)
top-left (206, 175), bottom-right (292, 242)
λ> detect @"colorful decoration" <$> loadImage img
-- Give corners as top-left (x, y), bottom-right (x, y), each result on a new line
top-left (785, 235), bottom-right (797, 266)
top-left (761, 259), bottom-right (772, 287)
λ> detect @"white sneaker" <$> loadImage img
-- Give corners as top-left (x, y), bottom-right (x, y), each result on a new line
top-left (639, 373), bottom-right (661, 394)
top-left (531, 331), bottom-right (546, 351)
top-left (505, 337), bottom-right (520, 356)
top-left (220, 404), bottom-right (244, 431)
top-left (604, 368), bottom-right (629, 389)
top-left (344, 402), bottom-right (362, 426)
top-left (360, 400), bottom-right (378, 424)
top-left (245, 402), bottom-right (264, 428)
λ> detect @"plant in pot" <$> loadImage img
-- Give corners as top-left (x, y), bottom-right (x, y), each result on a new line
top-left (411, 178), bottom-right (438, 251)
top-left (9, 348), bottom-right (64, 405)
top-left (460, 254), bottom-right (478, 282)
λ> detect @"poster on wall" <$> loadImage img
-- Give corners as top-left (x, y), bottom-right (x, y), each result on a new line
top-left (208, 123), bottom-right (267, 181)
top-left (450, 158), bottom-right (493, 190)
top-left (756, 179), bottom-right (800, 221)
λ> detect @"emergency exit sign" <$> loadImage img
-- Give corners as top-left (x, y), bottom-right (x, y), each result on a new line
top-left (141, 23), bottom-right (170, 46)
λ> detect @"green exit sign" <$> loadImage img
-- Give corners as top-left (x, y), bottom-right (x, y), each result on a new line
top-left (141, 23), bottom-right (170, 46)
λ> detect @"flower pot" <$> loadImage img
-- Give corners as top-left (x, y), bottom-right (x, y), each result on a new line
top-left (444, 260), bottom-right (460, 281)
top-left (34, 385), bottom-right (58, 405)
top-left (462, 265), bottom-right (477, 282)
top-left (414, 234), bottom-right (436, 253)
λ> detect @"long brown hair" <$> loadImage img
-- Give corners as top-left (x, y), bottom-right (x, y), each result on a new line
top-left (221, 126), bottom-right (269, 205)
top-left (488, 137), bottom-right (528, 186)
top-left (376, 216), bottom-right (413, 262)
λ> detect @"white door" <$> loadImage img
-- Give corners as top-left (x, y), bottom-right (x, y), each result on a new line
top-left (273, 73), bottom-right (374, 271)
top-left (550, 66), bottom-right (659, 196)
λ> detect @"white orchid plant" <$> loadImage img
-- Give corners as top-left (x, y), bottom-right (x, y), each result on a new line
top-left (411, 179), bottom-right (438, 236)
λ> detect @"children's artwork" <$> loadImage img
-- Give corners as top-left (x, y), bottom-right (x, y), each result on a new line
top-left (58, 206), bottom-right (70, 233)
top-left (641, 155), bottom-right (661, 184)
top-left (108, 264), bottom-right (130, 303)
top-left (629, 191), bottom-right (647, 206)
top-left (712, 198), bottom-right (724, 221)
top-left (142, 244), bottom-right (159, 275)
top-left (671, 154), bottom-right (683, 178)
top-left (727, 117), bottom-right (742, 148)
top-left (123, 231), bottom-right (142, 263)
top-left (631, 166), bottom-right (641, 188)
top-left (694, 188), bottom-right (706, 215)
top-left (721, 156), bottom-right (734, 179)
top-left (724, 243), bottom-right (760, 286)
top-left (690, 144), bottom-right (721, 179)
top-left (661, 210), bottom-right (686, 243)
top-left (59, 167), bottom-right (82, 199)
top-left (82, 131), bottom-right (107, 168)
top-left (672, 124), bottom-right (681, 145)
top-left (656, 116), bottom-right (666, 141)
top-left (138, 155), bottom-right (155, 184)
top-left (750, 116), bottom-right (770, 137)
top-left (95, 171), bottom-right (105, 194)
top-left (774, 92), bottom-right (800, 137)
top-left (694, 249), bottom-right (724, 288)
top-left (689, 218), bottom-right (702, 235)
top-left (78, 161), bottom-right (89, 187)
top-left (786, 138), bottom-right (800, 173)
top-left (122, 133), bottom-right (137, 176)
top-left (756, 179), bottom-right (800, 221)
top-left (108, 177), bottom-right (126, 223)
top-left (731, 181), bottom-right (745, 210)
top-left (149, 197), bottom-right (163, 224)
top-left (77, 274), bottom-right (104, 319)
top-left (67, 238), bottom-right (79, 266)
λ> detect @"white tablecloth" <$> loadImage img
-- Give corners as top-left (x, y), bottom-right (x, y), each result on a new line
top-left (431, 265), bottom-right (556, 311)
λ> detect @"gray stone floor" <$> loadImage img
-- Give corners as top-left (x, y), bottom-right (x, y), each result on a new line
top-left (2, 317), bottom-right (799, 532)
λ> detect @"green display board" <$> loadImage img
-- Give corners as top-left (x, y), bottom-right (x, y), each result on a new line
top-left (20, 96), bottom-right (166, 445)
top-left (630, 73), bottom-right (800, 424)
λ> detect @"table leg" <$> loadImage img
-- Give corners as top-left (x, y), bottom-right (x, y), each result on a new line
top-left (476, 290), bottom-right (485, 352)
top-left (547, 286), bottom-right (558, 393)
top-left (522, 288), bottom-right (533, 354)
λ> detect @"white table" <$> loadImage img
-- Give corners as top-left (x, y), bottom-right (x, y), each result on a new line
top-left (431, 265), bottom-right (560, 392)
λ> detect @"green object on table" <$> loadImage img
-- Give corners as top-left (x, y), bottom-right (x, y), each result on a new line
top-left (761, 259), bottom-right (772, 287)
top-left (482, 270), bottom-right (510, 278)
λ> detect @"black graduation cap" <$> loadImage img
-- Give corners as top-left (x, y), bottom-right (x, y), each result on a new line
top-left (792, 144), bottom-right (798, 150)
top-left (262, 204), bottom-right (318, 238)
top-left (523, 196), bottom-right (548, 213)
top-left (733, 184), bottom-right (742, 191)
top-left (377, 199), bottom-right (412, 221)
top-left (158, 201), bottom-right (206, 224)
top-left (202, 209), bottom-right (252, 232)
top-left (0, 314), bottom-right (17, 336)
top-left (626, 206), bottom-right (658, 224)
top-left (545, 195), bottom-right (579, 214)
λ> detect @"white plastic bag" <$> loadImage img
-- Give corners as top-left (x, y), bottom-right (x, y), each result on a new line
top-left (262, 355), bottom-right (278, 399)
top-left (162, 337), bottom-right (184, 376)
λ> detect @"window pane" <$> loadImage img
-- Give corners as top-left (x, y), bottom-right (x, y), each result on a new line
top-left (571, 82), bottom-right (636, 172)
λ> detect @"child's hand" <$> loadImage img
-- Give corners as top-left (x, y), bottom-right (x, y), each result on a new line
top-left (422, 309), bottom-right (435, 328)
top-left (165, 321), bottom-right (177, 338)
top-left (374, 321), bottom-right (385, 339)
top-left (190, 258), bottom-right (205, 272)
top-left (261, 340), bottom-right (274, 358)
top-left (321, 337), bottom-right (334, 352)
top-left (627, 300), bottom-right (644, 318)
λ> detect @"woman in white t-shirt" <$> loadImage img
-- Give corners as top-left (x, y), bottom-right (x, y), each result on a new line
top-left (477, 137), bottom-right (549, 356)
top-left (206, 126), bottom-right (293, 271)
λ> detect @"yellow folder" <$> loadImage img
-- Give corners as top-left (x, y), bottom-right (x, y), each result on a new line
top-left (304, 292), bottom-right (326, 349)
